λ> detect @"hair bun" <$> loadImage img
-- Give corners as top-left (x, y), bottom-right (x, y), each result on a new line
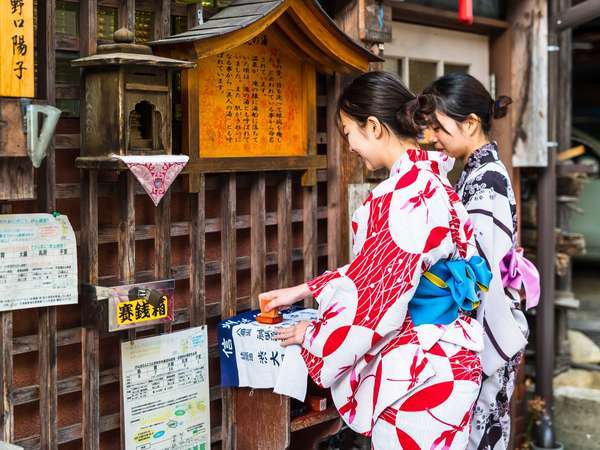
top-left (492, 95), bottom-right (512, 119)
top-left (412, 94), bottom-right (437, 128)
top-left (395, 98), bottom-right (420, 136)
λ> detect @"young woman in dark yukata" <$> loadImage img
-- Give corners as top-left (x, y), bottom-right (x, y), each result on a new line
top-left (417, 73), bottom-right (539, 450)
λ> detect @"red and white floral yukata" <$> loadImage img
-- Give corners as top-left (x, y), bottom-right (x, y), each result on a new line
top-left (302, 150), bottom-right (484, 449)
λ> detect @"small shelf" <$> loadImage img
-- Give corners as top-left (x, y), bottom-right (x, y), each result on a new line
top-left (290, 407), bottom-right (339, 432)
top-left (75, 155), bottom-right (328, 174)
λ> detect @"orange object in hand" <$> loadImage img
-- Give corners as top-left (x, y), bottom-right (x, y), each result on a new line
top-left (257, 296), bottom-right (282, 324)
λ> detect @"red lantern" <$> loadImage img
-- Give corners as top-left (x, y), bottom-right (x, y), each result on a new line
top-left (458, 0), bottom-right (474, 25)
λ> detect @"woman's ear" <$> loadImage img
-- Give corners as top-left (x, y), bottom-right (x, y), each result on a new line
top-left (465, 113), bottom-right (482, 136)
top-left (366, 116), bottom-right (384, 139)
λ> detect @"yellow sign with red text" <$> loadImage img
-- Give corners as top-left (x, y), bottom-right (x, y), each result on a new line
top-left (0, 0), bottom-right (34, 97)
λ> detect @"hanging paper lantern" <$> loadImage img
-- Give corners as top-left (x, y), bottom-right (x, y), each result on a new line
top-left (458, 0), bottom-right (474, 25)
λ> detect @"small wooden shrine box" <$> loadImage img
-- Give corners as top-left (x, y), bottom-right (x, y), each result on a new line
top-left (151, 0), bottom-right (380, 186)
top-left (72, 28), bottom-right (194, 158)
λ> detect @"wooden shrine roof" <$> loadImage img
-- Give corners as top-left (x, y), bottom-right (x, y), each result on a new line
top-left (150, 0), bottom-right (381, 72)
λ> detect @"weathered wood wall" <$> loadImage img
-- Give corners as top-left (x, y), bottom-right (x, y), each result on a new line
top-left (0, 2), bottom-right (343, 449)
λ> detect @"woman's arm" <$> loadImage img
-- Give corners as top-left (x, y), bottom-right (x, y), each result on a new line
top-left (260, 283), bottom-right (311, 312)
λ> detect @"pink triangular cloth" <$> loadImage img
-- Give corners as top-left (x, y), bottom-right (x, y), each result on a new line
top-left (113, 155), bottom-right (189, 206)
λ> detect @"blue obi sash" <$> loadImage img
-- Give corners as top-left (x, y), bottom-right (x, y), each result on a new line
top-left (409, 256), bottom-right (492, 326)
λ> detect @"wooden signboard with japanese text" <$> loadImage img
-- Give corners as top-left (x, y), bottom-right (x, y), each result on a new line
top-left (0, 0), bottom-right (34, 98)
top-left (196, 30), bottom-right (310, 158)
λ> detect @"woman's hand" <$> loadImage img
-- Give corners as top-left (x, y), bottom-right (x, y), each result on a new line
top-left (259, 283), bottom-right (311, 313)
top-left (276, 321), bottom-right (312, 347)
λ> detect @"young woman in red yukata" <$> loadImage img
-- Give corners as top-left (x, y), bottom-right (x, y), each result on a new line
top-left (416, 73), bottom-right (539, 450)
top-left (260, 71), bottom-right (492, 449)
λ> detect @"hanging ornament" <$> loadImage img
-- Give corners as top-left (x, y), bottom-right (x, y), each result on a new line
top-left (458, 0), bottom-right (474, 25)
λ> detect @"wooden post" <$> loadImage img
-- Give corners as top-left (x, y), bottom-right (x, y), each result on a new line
top-left (81, 0), bottom-right (97, 56)
top-left (277, 173), bottom-right (292, 288)
top-left (0, 201), bottom-right (13, 442)
top-left (119, 0), bottom-right (135, 32)
top-left (187, 4), bottom-right (201, 30)
top-left (555, 0), bottom-right (573, 296)
top-left (81, 170), bottom-right (100, 450)
top-left (326, 73), bottom-right (342, 269)
top-left (155, 190), bottom-right (171, 281)
top-left (117, 171), bottom-right (136, 446)
top-left (220, 174), bottom-right (237, 450)
top-left (118, 172), bottom-right (136, 284)
top-left (250, 173), bottom-right (266, 309)
top-left (190, 174), bottom-right (206, 326)
top-left (302, 185), bottom-right (318, 306)
top-left (555, 0), bottom-right (600, 30)
top-left (154, 0), bottom-right (170, 40)
top-left (80, 0), bottom-right (99, 446)
top-left (536, 0), bottom-right (560, 409)
top-left (36, 0), bottom-right (58, 447)
top-left (0, 307), bottom-right (12, 443)
top-left (155, 190), bottom-right (172, 333)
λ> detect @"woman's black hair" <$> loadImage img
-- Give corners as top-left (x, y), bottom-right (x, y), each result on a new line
top-left (337, 71), bottom-right (419, 138)
top-left (415, 72), bottom-right (512, 134)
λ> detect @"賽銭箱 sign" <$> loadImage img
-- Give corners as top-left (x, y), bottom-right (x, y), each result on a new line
top-left (107, 279), bottom-right (175, 331)
top-left (0, 0), bottom-right (34, 98)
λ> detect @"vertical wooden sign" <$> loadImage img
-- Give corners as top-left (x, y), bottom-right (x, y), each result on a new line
top-left (0, 0), bottom-right (34, 98)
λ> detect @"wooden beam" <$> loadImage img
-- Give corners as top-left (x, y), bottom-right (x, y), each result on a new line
top-left (327, 73), bottom-right (342, 269)
top-left (556, 0), bottom-right (600, 31)
top-left (190, 175), bottom-right (206, 326)
top-left (55, 171), bottom-right (329, 199)
top-left (186, 4), bottom-right (201, 31)
top-left (250, 173), bottom-right (266, 309)
top-left (119, 0), bottom-right (135, 31)
top-left (75, 155), bottom-right (328, 173)
top-left (80, 170), bottom-right (100, 450)
top-left (154, 0), bottom-right (171, 40)
top-left (117, 190), bottom-right (134, 450)
top-left (80, 0), bottom-right (100, 445)
top-left (302, 184), bottom-right (318, 307)
top-left (388, 1), bottom-right (508, 36)
top-left (36, 0), bottom-right (56, 212)
top-left (90, 244), bottom-right (327, 286)
top-left (0, 305), bottom-right (13, 442)
top-left (536, 0), bottom-right (562, 410)
top-left (186, 156), bottom-right (328, 174)
top-left (235, 389), bottom-right (290, 449)
top-left (155, 190), bottom-right (171, 280)
top-left (13, 417), bottom-right (222, 449)
top-left (118, 172), bottom-right (136, 283)
top-left (155, 189), bottom-right (172, 334)
top-left (277, 173), bottom-right (292, 288)
top-left (37, 0), bottom-right (58, 446)
top-left (220, 174), bottom-right (237, 450)
top-left (81, 0), bottom-right (98, 56)
top-left (38, 307), bottom-right (57, 450)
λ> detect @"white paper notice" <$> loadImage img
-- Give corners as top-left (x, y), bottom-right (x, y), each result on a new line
top-left (121, 326), bottom-right (211, 450)
top-left (0, 213), bottom-right (78, 312)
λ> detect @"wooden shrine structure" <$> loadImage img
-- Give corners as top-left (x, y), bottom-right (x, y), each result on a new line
top-left (0, 0), bottom-right (379, 449)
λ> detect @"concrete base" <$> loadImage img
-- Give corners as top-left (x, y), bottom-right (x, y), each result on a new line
top-left (555, 384), bottom-right (600, 450)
